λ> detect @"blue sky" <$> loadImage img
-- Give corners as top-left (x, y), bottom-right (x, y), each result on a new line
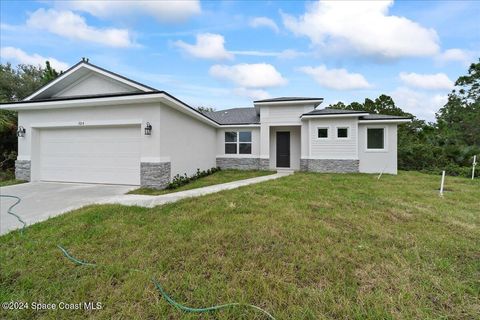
top-left (1, 1), bottom-right (479, 121)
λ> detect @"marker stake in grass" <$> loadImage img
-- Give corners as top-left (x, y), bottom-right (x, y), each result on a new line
top-left (440, 170), bottom-right (446, 197)
top-left (472, 155), bottom-right (477, 180)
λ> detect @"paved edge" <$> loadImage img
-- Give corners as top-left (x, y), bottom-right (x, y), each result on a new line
top-left (97, 172), bottom-right (292, 208)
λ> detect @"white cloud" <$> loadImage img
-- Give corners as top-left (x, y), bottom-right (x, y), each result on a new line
top-left (233, 88), bottom-right (271, 100)
top-left (249, 17), bottom-right (280, 33)
top-left (399, 72), bottom-right (454, 90)
top-left (390, 87), bottom-right (447, 121)
top-left (282, 0), bottom-right (439, 59)
top-left (27, 9), bottom-right (134, 47)
top-left (55, 0), bottom-right (201, 23)
top-left (209, 63), bottom-right (287, 88)
top-left (174, 33), bottom-right (233, 60)
top-left (230, 49), bottom-right (305, 59)
top-left (298, 65), bottom-right (372, 90)
top-left (0, 47), bottom-right (69, 71)
top-left (435, 48), bottom-right (475, 66)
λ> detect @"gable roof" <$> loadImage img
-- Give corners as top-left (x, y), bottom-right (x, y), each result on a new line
top-left (24, 60), bottom-right (156, 101)
top-left (202, 107), bottom-right (260, 125)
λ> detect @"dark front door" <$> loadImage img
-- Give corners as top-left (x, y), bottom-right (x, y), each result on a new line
top-left (276, 131), bottom-right (290, 168)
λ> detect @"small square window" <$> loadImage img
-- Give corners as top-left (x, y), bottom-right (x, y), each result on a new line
top-left (367, 128), bottom-right (385, 149)
top-left (225, 144), bottom-right (237, 154)
top-left (337, 128), bottom-right (348, 138)
top-left (318, 128), bottom-right (328, 138)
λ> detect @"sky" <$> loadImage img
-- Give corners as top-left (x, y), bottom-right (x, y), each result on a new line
top-left (0, 0), bottom-right (479, 121)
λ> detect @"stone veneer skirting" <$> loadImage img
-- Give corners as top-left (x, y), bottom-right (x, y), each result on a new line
top-left (300, 159), bottom-right (359, 173)
top-left (217, 157), bottom-right (270, 170)
top-left (140, 162), bottom-right (171, 189)
top-left (15, 160), bottom-right (31, 181)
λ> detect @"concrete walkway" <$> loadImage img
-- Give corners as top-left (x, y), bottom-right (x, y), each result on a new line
top-left (99, 171), bottom-right (292, 208)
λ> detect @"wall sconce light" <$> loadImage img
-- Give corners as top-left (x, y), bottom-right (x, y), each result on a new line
top-left (17, 126), bottom-right (26, 138)
top-left (144, 122), bottom-right (152, 135)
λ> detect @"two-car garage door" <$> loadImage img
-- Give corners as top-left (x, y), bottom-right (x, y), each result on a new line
top-left (38, 126), bottom-right (141, 185)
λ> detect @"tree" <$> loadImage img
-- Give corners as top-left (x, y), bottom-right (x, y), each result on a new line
top-left (436, 59), bottom-right (480, 148)
top-left (197, 106), bottom-right (216, 112)
top-left (0, 61), bottom-right (61, 173)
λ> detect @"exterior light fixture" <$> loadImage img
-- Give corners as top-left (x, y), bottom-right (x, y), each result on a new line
top-left (144, 122), bottom-right (152, 135)
top-left (17, 126), bottom-right (26, 138)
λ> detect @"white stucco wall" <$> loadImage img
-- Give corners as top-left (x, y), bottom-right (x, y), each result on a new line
top-left (17, 103), bottom-right (161, 181)
top-left (160, 105), bottom-right (216, 178)
top-left (215, 127), bottom-right (260, 158)
top-left (358, 123), bottom-right (397, 174)
top-left (306, 117), bottom-right (358, 160)
top-left (269, 126), bottom-right (301, 170)
top-left (259, 104), bottom-right (315, 159)
top-left (54, 73), bottom-right (139, 97)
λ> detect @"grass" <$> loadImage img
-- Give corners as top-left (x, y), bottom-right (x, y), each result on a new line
top-left (129, 169), bottom-right (274, 195)
top-left (0, 169), bottom-right (26, 187)
top-left (1, 171), bottom-right (479, 319)
top-left (0, 179), bottom-right (26, 187)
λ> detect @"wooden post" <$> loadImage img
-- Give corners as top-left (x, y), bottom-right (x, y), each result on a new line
top-left (472, 155), bottom-right (477, 180)
top-left (440, 170), bottom-right (445, 197)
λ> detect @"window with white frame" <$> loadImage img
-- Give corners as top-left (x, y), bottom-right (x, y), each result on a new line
top-left (225, 131), bottom-right (252, 154)
top-left (337, 127), bottom-right (349, 138)
top-left (317, 127), bottom-right (329, 139)
top-left (367, 128), bottom-right (385, 149)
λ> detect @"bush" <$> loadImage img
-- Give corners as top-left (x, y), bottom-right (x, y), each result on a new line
top-left (167, 167), bottom-right (221, 190)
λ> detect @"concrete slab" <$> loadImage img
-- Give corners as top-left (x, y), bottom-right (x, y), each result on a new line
top-left (0, 182), bottom-right (136, 235)
top-left (99, 172), bottom-right (292, 208)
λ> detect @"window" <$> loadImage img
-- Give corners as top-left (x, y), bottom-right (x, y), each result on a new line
top-left (337, 127), bottom-right (348, 138)
top-left (317, 127), bottom-right (329, 138)
top-left (225, 132), bottom-right (237, 154)
top-left (367, 128), bottom-right (385, 149)
top-left (225, 131), bottom-right (252, 154)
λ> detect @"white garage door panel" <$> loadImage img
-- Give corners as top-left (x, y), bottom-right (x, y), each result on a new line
top-left (39, 126), bottom-right (141, 185)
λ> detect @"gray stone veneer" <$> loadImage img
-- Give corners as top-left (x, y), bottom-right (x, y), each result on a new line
top-left (140, 162), bottom-right (171, 189)
top-left (15, 160), bottom-right (31, 181)
top-left (216, 157), bottom-right (269, 170)
top-left (300, 159), bottom-right (359, 173)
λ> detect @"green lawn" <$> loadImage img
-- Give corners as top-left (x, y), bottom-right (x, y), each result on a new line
top-left (1, 171), bottom-right (479, 319)
top-left (129, 169), bottom-right (274, 195)
top-left (0, 179), bottom-right (26, 187)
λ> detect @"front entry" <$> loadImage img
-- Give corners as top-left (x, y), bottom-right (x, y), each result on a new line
top-left (276, 131), bottom-right (290, 168)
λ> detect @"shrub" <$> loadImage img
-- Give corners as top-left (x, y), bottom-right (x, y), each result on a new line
top-left (166, 167), bottom-right (221, 189)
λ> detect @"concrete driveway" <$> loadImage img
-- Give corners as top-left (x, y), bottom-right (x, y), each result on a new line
top-left (0, 182), bottom-right (136, 235)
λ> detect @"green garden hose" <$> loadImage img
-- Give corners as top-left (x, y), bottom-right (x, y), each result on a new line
top-left (1, 195), bottom-right (276, 319)
top-left (0, 195), bottom-right (26, 234)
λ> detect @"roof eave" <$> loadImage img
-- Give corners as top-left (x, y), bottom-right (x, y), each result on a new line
top-left (254, 99), bottom-right (323, 107)
top-left (0, 91), bottom-right (221, 127)
top-left (359, 119), bottom-right (412, 124)
top-left (300, 112), bottom-right (370, 119)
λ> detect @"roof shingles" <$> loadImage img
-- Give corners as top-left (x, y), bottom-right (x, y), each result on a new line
top-left (203, 108), bottom-right (259, 125)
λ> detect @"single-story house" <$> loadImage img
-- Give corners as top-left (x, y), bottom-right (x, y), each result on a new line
top-left (0, 60), bottom-right (411, 188)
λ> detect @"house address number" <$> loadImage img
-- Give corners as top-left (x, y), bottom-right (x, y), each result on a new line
top-left (78, 121), bottom-right (85, 125)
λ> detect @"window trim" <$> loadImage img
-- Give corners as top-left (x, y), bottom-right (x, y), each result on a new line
top-left (335, 126), bottom-right (350, 139)
top-left (316, 126), bottom-right (330, 139)
top-left (224, 130), bottom-right (252, 155)
top-left (365, 126), bottom-right (388, 152)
